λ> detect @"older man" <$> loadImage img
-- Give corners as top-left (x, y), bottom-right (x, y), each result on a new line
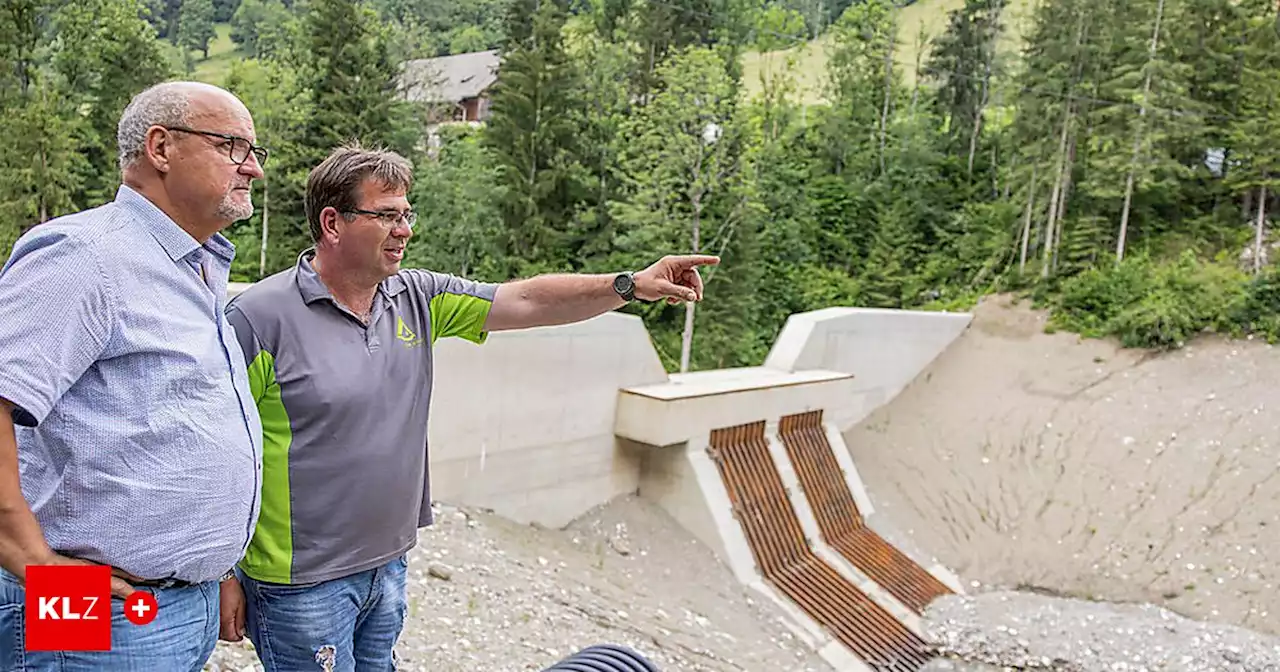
top-left (0, 81), bottom-right (266, 670)
top-left (220, 143), bottom-right (716, 670)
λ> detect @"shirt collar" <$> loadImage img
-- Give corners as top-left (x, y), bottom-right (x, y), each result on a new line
top-left (114, 184), bottom-right (236, 264)
top-left (294, 248), bottom-right (408, 305)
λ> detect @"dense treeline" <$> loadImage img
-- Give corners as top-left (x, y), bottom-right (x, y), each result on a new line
top-left (1, 0), bottom-right (1278, 371)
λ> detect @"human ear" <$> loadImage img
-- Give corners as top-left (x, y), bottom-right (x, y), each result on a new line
top-left (145, 127), bottom-right (173, 173)
top-left (320, 207), bottom-right (342, 243)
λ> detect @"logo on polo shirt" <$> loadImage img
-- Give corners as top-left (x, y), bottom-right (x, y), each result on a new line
top-left (396, 316), bottom-right (424, 348)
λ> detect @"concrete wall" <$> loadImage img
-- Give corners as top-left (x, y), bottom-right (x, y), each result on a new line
top-left (427, 313), bottom-right (669, 528)
top-left (763, 307), bottom-right (973, 430)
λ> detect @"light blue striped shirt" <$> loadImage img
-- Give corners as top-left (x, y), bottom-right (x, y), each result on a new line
top-left (0, 185), bottom-right (263, 584)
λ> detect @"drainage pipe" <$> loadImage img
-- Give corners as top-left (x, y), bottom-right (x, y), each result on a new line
top-left (539, 644), bottom-right (659, 671)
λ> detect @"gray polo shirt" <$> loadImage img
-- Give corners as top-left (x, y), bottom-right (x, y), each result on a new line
top-left (224, 249), bottom-right (497, 584)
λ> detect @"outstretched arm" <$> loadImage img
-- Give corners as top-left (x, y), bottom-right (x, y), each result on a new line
top-left (483, 254), bottom-right (720, 332)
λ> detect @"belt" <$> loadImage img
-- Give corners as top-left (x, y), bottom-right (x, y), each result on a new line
top-left (51, 553), bottom-right (203, 589)
top-left (130, 576), bottom-right (196, 589)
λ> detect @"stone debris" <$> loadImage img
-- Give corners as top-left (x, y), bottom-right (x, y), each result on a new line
top-left (923, 590), bottom-right (1280, 672)
top-left (204, 495), bottom-right (829, 672)
top-left (427, 562), bottom-right (453, 581)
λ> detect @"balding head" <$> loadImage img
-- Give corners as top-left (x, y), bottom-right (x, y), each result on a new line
top-left (114, 80), bottom-right (264, 242)
top-left (117, 81), bottom-right (250, 172)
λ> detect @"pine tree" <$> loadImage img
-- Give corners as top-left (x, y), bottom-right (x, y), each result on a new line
top-left (258, 0), bottom-right (422, 260)
top-left (299, 0), bottom-right (421, 161)
top-left (1225, 0), bottom-right (1280, 273)
top-left (923, 0), bottom-right (1005, 175)
top-left (50, 0), bottom-right (173, 205)
top-left (483, 0), bottom-right (585, 277)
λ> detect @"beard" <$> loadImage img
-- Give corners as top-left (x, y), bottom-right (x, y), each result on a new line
top-left (216, 188), bottom-right (254, 222)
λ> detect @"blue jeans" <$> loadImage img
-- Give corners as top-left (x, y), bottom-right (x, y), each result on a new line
top-left (0, 568), bottom-right (219, 671)
top-left (239, 554), bottom-right (408, 672)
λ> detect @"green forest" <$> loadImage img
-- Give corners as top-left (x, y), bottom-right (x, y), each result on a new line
top-left (1, 0), bottom-right (1278, 372)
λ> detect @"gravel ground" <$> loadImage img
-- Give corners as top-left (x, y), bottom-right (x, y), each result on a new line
top-left (923, 590), bottom-right (1280, 671)
top-left (203, 495), bottom-right (830, 672)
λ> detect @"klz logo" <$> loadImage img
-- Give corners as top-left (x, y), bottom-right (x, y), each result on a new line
top-left (24, 565), bottom-right (111, 651)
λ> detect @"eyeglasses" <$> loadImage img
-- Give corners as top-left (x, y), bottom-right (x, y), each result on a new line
top-left (342, 208), bottom-right (417, 230)
top-left (163, 126), bottom-right (269, 167)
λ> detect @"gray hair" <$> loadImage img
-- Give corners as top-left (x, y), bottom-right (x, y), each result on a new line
top-left (116, 82), bottom-right (198, 171)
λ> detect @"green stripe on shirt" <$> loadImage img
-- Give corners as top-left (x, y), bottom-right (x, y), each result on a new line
top-left (239, 349), bottom-right (294, 583)
top-left (429, 291), bottom-right (494, 344)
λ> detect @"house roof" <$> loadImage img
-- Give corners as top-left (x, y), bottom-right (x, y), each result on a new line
top-left (401, 49), bottom-right (501, 104)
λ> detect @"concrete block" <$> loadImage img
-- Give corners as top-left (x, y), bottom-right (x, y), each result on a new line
top-left (614, 367), bottom-right (857, 447)
top-left (764, 307), bottom-right (972, 430)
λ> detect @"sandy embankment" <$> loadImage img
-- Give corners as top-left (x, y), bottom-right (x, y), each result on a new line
top-left (845, 294), bottom-right (1280, 635)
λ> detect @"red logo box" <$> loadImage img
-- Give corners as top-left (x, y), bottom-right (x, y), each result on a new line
top-left (24, 564), bottom-right (112, 651)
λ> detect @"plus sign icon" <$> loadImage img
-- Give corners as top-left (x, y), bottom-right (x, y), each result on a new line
top-left (124, 591), bottom-right (158, 626)
top-left (24, 564), bottom-right (164, 651)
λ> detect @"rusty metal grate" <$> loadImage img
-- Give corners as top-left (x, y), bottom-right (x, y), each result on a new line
top-left (707, 420), bottom-right (932, 671)
top-left (778, 410), bottom-right (954, 615)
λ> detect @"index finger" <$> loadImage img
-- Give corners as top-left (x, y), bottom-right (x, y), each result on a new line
top-left (673, 254), bottom-right (720, 267)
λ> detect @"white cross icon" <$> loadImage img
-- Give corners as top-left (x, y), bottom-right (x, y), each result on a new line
top-left (130, 601), bottom-right (151, 619)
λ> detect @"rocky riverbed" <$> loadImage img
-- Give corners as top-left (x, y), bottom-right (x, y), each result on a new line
top-left (923, 590), bottom-right (1280, 672)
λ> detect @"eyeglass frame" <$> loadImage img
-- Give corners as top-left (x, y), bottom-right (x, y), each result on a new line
top-left (161, 125), bottom-right (270, 167)
top-left (340, 208), bottom-right (417, 230)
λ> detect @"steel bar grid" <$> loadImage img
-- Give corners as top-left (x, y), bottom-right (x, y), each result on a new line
top-left (777, 410), bottom-right (954, 615)
top-left (707, 420), bottom-right (932, 671)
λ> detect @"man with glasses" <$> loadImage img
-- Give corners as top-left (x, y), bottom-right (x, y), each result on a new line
top-left (220, 143), bottom-right (717, 670)
top-left (0, 81), bottom-right (266, 670)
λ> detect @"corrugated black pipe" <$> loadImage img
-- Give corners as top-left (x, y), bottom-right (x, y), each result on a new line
top-left (539, 644), bottom-right (660, 671)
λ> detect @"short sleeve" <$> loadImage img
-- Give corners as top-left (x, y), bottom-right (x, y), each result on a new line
top-left (0, 231), bottom-right (116, 427)
top-left (404, 270), bottom-right (499, 345)
top-left (225, 302), bottom-right (273, 402)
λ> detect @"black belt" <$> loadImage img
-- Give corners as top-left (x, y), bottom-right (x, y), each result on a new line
top-left (52, 554), bottom-right (200, 589)
top-left (131, 576), bottom-right (196, 589)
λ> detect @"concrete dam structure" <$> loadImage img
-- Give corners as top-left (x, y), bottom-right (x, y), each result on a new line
top-left (222, 282), bottom-right (1280, 670)
top-left (228, 281), bottom-right (974, 670)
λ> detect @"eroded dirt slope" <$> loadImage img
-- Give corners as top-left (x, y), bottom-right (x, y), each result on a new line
top-left (845, 294), bottom-right (1280, 634)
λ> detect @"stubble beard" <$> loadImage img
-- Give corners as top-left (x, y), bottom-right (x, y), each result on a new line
top-left (216, 189), bottom-right (254, 223)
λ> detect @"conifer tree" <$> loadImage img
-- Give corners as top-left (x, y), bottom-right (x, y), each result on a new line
top-left (483, 0), bottom-right (585, 276)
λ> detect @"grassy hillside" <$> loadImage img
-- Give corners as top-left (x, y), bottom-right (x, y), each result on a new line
top-left (741, 0), bottom-right (1038, 104)
top-left (162, 23), bottom-right (246, 86)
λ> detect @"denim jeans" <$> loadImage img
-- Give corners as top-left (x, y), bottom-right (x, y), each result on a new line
top-left (239, 554), bottom-right (408, 672)
top-left (0, 568), bottom-right (220, 671)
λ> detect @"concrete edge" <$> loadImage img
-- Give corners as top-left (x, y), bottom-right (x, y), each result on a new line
top-left (823, 421), bottom-right (876, 519)
top-left (684, 434), bottom-right (758, 587)
top-left (762, 311), bottom-right (820, 372)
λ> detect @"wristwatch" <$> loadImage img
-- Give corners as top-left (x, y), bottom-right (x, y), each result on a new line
top-left (220, 569), bottom-right (236, 582)
top-left (612, 272), bottom-right (636, 302)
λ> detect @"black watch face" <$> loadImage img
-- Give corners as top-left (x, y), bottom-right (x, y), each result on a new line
top-left (614, 274), bottom-right (633, 293)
